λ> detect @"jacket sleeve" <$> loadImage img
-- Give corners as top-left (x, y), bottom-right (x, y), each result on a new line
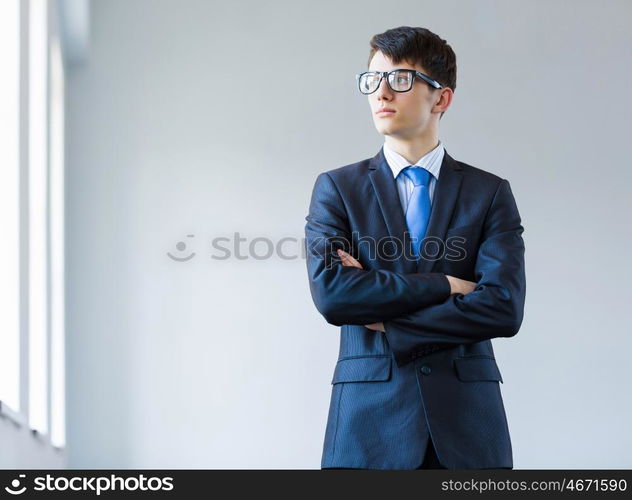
top-left (383, 178), bottom-right (526, 367)
top-left (305, 171), bottom-right (451, 326)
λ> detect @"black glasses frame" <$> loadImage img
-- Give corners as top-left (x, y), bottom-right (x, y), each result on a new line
top-left (355, 69), bottom-right (444, 94)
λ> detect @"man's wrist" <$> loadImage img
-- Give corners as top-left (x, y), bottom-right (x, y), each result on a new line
top-left (444, 274), bottom-right (454, 294)
top-left (434, 272), bottom-right (452, 298)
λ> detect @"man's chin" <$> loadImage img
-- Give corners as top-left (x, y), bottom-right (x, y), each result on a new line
top-left (373, 119), bottom-right (398, 133)
top-left (375, 122), bottom-right (400, 136)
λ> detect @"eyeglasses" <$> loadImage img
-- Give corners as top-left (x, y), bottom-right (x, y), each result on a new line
top-left (355, 69), bottom-right (443, 94)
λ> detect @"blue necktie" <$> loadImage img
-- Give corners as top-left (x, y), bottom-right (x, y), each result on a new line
top-left (401, 166), bottom-right (432, 258)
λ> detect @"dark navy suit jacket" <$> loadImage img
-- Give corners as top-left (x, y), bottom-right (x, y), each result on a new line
top-left (304, 146), bottom-right (526, 469)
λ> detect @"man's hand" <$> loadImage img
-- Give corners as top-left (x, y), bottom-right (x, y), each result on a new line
top-left (445, 275), bottom-right (477, 295)
top-left (337, 248), bottom-right (363, 269)
top-left (336, 248), bottom-right (476, 332)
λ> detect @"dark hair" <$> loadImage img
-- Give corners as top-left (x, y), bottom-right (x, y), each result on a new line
top-left (368, 26), bottom-right (457, 119)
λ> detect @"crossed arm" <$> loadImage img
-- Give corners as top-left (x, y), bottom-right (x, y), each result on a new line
top-left (304, 172), bottom-right (526, 367)
top-left (337, 248), bottom-right (476, 332)
top-left (305, 172), bottom-right (462, 325)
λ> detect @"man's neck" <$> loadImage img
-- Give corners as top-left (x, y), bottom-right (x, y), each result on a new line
top-left (385, 135), bottom-right (440, 165)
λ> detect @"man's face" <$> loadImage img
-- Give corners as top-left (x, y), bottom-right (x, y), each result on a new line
top-left (367, 51), bottom-right (442, 140)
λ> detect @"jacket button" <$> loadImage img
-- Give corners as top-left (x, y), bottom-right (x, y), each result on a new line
top-left (420, 365), bottom-right (431, 375)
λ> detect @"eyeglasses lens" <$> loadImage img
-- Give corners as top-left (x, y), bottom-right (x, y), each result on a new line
top-left (359, 70), bottom-right (413, 94)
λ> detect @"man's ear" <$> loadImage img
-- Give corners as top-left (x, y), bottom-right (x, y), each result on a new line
top-left (437, 87), bottom-right (453, 113)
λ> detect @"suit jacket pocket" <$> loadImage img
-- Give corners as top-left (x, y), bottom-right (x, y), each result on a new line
top-left (331, 355), bottom-right (392, 384)
top-left (454, 356), bottom-right (504, 383)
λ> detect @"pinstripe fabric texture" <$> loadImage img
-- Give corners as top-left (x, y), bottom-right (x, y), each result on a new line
top-left (305, 146), bottom-right (526, 470)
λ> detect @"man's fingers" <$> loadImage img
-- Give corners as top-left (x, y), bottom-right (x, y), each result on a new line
top-left (464, 279), bottom-right (477, 294)
top-left (337, 249), bottom-right (363, 269)
top-left (341, 254), bottom-right (362, 268)
top-left (365, 322), bottom-right (385, 332)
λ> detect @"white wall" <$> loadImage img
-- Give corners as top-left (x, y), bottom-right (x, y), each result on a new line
top-left (66, 0), bottom-right (632, 468)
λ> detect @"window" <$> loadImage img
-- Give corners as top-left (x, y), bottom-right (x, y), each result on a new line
top-left (28, 0), bottom-right (50, 436)
top-left (0, 0), bottom-right (66, 451)
top-left (50, 35), bottom-right (66, 449)
top-left (0, 0), bottom-right (21, 415)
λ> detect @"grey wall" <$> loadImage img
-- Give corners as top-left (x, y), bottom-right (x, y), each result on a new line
top-left (0, 412), bottom-right (68, 468)
top-left (66, 0), bottom-right (632, 468)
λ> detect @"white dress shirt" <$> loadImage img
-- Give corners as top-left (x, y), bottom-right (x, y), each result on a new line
top-left (382, 140), bottom-right (444, 215)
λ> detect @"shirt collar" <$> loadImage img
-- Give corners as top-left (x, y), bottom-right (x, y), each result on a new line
top-left (382, 140), bottom-right (444, 181)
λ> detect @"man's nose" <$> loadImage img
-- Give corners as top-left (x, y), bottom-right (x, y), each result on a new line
top-left (375, 75), bottom-right (393, 98)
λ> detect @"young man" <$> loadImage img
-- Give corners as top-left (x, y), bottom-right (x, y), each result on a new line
top-left (304, 26), bottom-right (526, 470)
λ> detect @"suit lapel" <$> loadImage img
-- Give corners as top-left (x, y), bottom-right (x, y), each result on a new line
top-left (417, 150), bottom-right (463, 274)
top-left (367, 146), bottom-right (463, 275)
top-left (368, 147), bottom-right (416, 274)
